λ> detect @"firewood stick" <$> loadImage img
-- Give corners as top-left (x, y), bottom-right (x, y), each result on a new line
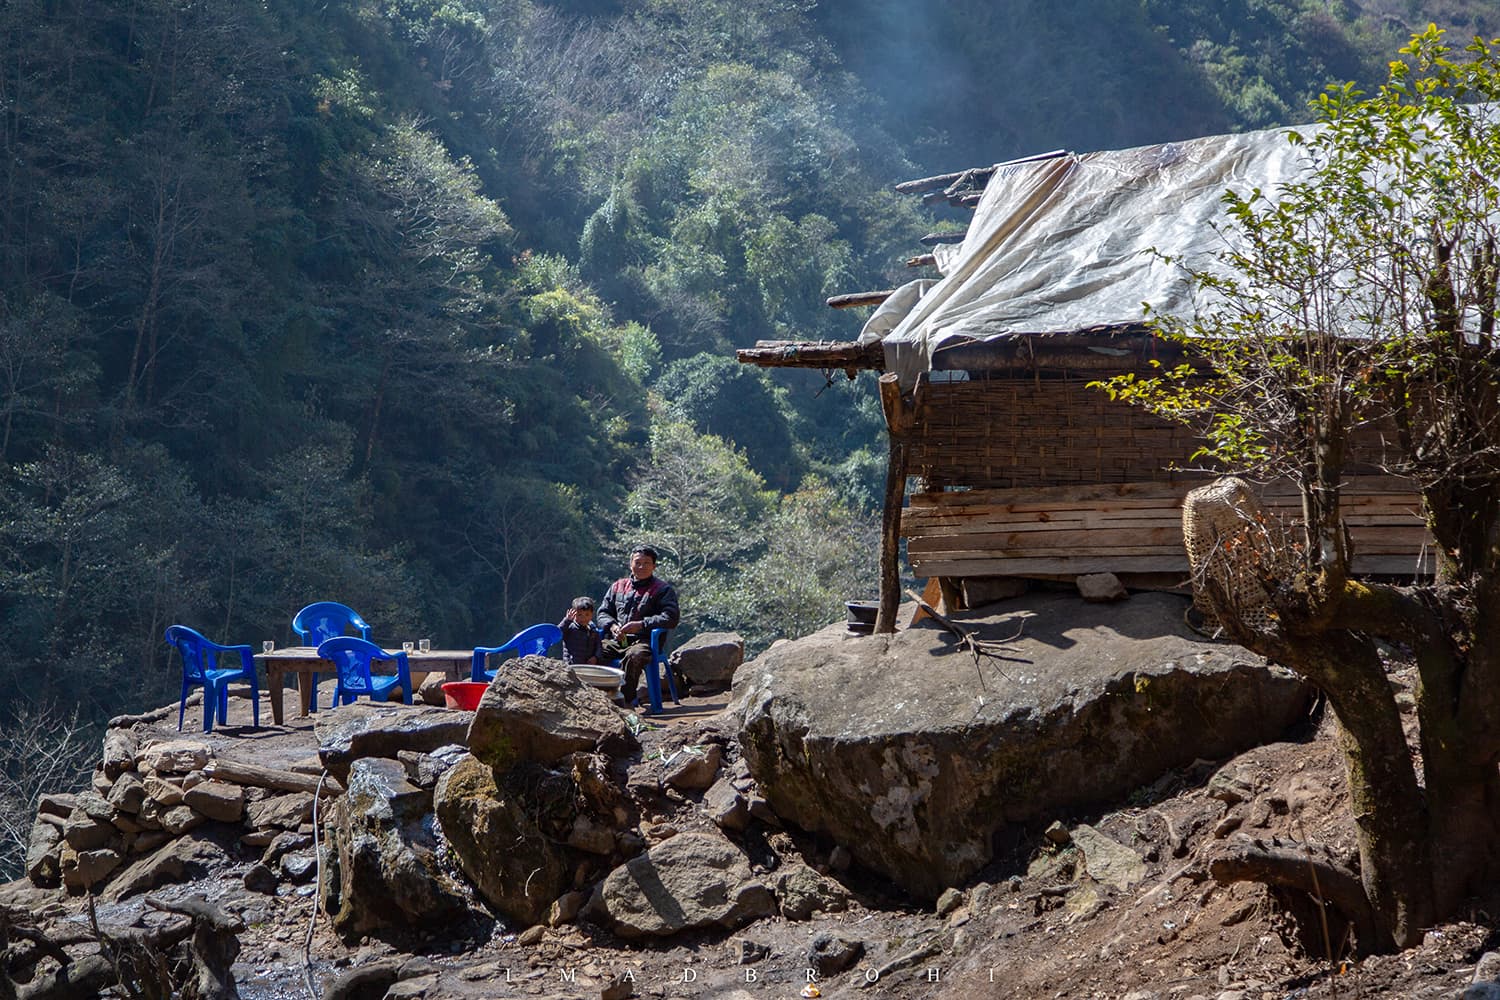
top-left (203, 759), bottom-right (342, 796)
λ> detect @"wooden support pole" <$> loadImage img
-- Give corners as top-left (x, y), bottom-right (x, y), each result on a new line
top-left (876, 372), bottom-right (914, 634)
top-left (827, 290), bottom-right (896, 310)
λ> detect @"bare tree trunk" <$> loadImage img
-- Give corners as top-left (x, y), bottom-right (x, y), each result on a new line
top-left (1419, 582), bottom-right (1500, 914)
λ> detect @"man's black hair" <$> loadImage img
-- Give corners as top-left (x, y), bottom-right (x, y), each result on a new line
top-left (631, 545), bottom-right (659, 563)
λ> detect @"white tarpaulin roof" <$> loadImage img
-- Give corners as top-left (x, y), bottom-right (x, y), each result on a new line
top-left (864, 124), bottom-right (1320, 388)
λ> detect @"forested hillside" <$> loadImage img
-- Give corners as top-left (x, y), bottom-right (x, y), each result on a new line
top-left (0, 0), bottom-right (1493, 840)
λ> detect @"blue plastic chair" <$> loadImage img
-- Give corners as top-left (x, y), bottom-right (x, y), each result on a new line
top-left (639, 627), bottom-right (680, 714)
top-left (165, 625), bottom-right (260, 733)
top-left (471, 623), bottom-right (563, 682)
top-left (315, 636), bottom-right (413, 707)
top-left (600, 626), bottom-right (680, 713)
top-left (292, 602), bottom-right (371, 712)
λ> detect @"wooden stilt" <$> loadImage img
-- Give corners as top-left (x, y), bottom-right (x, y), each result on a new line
top-left (877, 373), bottom-right (914, 634)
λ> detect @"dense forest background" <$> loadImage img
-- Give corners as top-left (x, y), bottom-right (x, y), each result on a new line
top-left (1, 0), bottom-right (1496, 872)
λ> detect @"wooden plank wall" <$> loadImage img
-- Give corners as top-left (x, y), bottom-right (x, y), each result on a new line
top-left (903, 478), bottom-right (1433, 580)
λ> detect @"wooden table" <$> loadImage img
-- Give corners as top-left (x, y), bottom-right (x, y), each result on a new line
top-left (253, 647), bottom-right (474, 724)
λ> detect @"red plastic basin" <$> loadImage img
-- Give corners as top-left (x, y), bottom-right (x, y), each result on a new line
top-left (441, 681), bottom-right (488, 711)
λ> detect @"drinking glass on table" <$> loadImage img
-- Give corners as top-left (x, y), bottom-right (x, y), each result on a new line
top-left (419, 638), bottom-right (431, 653)
top-left (262, 640), bottom-right (275, 653)
top-left (402, 641), bottom-right (414, 653)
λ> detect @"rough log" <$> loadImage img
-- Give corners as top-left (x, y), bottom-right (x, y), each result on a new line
top-left (736, 340), bottom-right (884, 371)
top-left (919, 231), bottom-right (966, 247)
top-left (146, 895), bottom-right (243, 1000)
top-left (204, 759), bottom-right (342, 797)
top-left (924, 177), bottom-right (991, 208)
top-left (1204, 832), bottom-right (1387, 954)
top-left (108, 705), bottom-right (179, 728)
top-left (2, 903), bottom-right (198, 1000)
top-left (827, 290), bottom-right (895, 310)
top-left (894, 170), bottom-right (972, 195)
top-left (11, 955), bottom-right (116, 1000)
top-left (896, 165), bottom-right (1001, 197)
top-left (894, 152), bottom-right (1065, 198)
top-left (1, 923), bottom-right (72, 972)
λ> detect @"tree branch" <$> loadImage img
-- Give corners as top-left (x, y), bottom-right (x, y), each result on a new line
top-left (1204, 832), bottom-right (1389, 953)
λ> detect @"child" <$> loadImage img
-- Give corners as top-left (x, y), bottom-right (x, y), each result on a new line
top-left (559, 596), bottom-right (605, 666)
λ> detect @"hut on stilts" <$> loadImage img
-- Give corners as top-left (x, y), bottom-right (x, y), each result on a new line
top-left (738, 130), bottom-right (1433, 630)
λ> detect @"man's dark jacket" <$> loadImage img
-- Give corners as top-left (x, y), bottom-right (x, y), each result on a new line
top-left (596, 575), bottom-right (679, 641)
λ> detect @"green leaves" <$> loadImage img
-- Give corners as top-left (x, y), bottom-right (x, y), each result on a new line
top-left (1104, 27), bottom-right (1500, 582)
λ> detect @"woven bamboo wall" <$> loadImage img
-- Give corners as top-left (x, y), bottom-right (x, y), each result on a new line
top-left (909, 376), bottom-right (1208, 490)
top-left (910, 374), bottom-right (1404, 490)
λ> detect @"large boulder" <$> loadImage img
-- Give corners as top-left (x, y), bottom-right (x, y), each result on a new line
top-left (589, 831), bottom-right (775, 937)
top-left (321, 757), bottom-right (474, 941)
top-left (137, 740), bottom-right (212, 775)
top-left (669, 633), bottom-right (745, 688)
top-left (433, 755), bottom-right (577, 927)
top-left (60, 845), bottom-right (122, 891)
top-left (466, 655), bottom-right (637, 772)
top-left (25, 817), bottom-right (63, 887)
top-left (315, 702), bottom-right (472, 785)
top-left (245, 792), bottom-right (313, 831)
top-left (735, 591), bottom-right (1310, 900)
top-left (101, 833), bottom-right (228, 902)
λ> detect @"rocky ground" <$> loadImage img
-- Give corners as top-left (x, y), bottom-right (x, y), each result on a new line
top-left (5, 600), bottom-right (1499, 1000)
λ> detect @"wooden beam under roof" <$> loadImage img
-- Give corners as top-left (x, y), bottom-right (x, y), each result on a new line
top-left (736, 339), bottom-right (884, 371)
top-left (826, 290), bottom-right (895, 309)
top-left (736, 328), bottom-right (1195, 375)
top-left (894, 151), bottom-right (1068, 192)
top-left (894, 169), bottom-right (990, 195)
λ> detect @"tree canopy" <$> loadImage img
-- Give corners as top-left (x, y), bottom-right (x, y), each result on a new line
top-left (1100, 27), bottom-right (1500, 951)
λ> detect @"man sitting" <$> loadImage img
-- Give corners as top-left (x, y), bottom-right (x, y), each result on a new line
top-left (597, 545), bottom-right (679, 710)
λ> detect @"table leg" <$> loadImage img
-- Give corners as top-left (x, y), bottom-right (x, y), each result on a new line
top-left (298, 673), bottom-right (313, 717)
top-left (268, 665), bottom-right (285, 726)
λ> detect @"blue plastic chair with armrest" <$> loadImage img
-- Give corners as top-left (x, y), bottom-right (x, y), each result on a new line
top-left (641, 627), bottom-right (680, 713)
top-left (165, 625), bottom-right (260, 733)
top-left (605, 626), bottom-right (679, 714)
top-left (292, 602), bottom-right (371, 713)
top-left (471, 622), bottom-right (563, 682)
top-left (315, 636), bottom-right (413, 707)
